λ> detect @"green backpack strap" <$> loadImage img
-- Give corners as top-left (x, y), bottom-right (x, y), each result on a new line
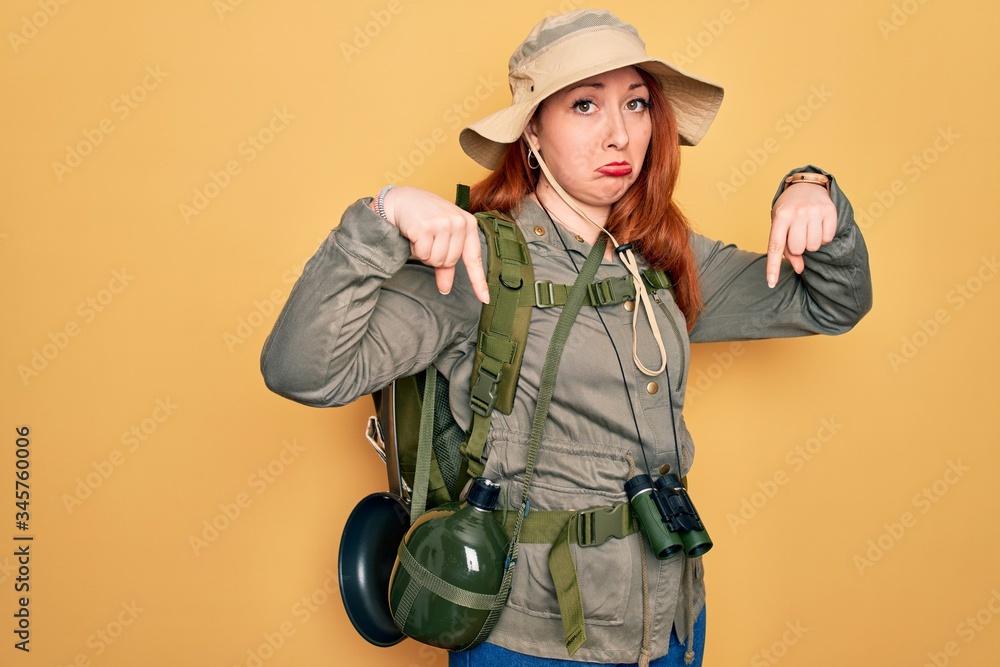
top-left (458, 208), bottom-right (534, 491)
top-left (406, 185), bottom-right (533, 508)
top-left (455, 182), bottom-right (471, 212)
top-left (386, 374), bottom-right (453, 513)
top-left (407, 366), bottom-right (439, 524)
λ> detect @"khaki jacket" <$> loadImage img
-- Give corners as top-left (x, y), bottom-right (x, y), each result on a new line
top-left (261, 167), bottom-right (872, 662)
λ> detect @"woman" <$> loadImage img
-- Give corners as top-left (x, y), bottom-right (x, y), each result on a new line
top-left (261, 9), bottom-right (872, 667)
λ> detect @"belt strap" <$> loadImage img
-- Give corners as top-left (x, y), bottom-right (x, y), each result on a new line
top-left (499, 503), bottom-right (638, 545)
top-left (498, 503), bottom-right (639, 655)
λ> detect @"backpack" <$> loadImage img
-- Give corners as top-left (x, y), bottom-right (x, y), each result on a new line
top-left (366, 184), bottom-right (534, 520)
top-left (352, 186), bottom-right (680, 653)
top-left (364, 184), bottom-right (678, 520)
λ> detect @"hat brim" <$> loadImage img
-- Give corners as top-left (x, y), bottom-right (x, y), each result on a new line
top-left (460, 58), bottom-right (724, 170)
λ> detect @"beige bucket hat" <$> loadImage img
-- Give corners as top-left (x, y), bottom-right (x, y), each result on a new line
top-left (460, 9), bottom-right (725, 170)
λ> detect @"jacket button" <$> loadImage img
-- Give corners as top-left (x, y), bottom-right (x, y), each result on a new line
top-left (533, 226), bottom-right (545, 237)
top-left (646, 381), bottom-right (659, 394)
top-left (624, 299), bottom-right (635, 312)
top-left (574, 234), bottom-right (585, 243)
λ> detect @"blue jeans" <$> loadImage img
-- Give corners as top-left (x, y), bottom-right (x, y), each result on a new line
top-left (448, 607), bottom-right (706, 667)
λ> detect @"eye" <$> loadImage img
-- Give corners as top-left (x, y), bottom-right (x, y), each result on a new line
top-left (625, 98), bottom-right (651, 112)
top-left (571, 98), bottom-right (595, 115)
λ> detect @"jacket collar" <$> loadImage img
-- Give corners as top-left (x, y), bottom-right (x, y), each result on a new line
top-left (513, 196), bottom-right (649, 270)
top-left (515, 195), bottom-right (597, 254)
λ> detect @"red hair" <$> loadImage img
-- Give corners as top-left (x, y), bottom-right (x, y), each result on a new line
top-left (469, 68), bottom-right (703, 329)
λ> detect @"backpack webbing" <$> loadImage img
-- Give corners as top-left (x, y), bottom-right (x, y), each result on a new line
top-left (458, 210), bottom-right (534, 490)
top-left (379, 185), bottom-right (534, 515)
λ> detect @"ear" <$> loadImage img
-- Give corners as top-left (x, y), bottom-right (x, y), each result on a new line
top-left (524, 115), bottom-right (542, 152)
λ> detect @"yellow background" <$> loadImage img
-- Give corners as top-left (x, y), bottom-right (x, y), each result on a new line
top-left (2, 1), bottom-right (998, 665)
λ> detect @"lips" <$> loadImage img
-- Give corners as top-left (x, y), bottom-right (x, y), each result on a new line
top-left (597, 161), bottom-right (632, 176)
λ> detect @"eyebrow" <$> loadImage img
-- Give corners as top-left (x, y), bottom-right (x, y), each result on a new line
top-left (565, 81), bottom-right (649, 94)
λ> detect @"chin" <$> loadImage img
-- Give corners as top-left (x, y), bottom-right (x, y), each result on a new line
top-left (562, 176), bottom-right (636, 209)
top-left (594, 179), bottom-right (635, 204)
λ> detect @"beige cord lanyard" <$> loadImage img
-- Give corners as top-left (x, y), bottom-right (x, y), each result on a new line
top-left (525, 134), bottom-right (667, 377)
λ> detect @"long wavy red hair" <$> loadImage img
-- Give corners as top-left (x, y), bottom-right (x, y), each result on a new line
top-left (469, 68), bottom-right (703, 329)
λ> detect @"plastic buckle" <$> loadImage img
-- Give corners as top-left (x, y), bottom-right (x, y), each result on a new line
top-left (585, 282), bottom-right (602, 306)
top-left (586, 279), bottom-right (615, 307)
top-left (470, 367), bottom-right (501, 417)
top-left (643, 270), bottom-right (672, 292)
top-left (577, 504), bottom-right (627, 547)
top-left (534, 280), bottom-right (556, 308)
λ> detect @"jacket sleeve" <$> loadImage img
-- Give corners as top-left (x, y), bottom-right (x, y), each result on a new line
top-left (689, 166), bottom-right (873, 343)
top-left (259, 199), bottom-right (480, 407)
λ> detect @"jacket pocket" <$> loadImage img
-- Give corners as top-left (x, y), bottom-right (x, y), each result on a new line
top-left (506, 520), bottom-right (636, 627)
top-left (488, 442), bottom-right (637, 626)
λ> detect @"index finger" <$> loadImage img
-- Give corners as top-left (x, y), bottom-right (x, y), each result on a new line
top-left (462, 224), bottom-right (490, 304)
top-left (765, 218), bottom-right (788, 289)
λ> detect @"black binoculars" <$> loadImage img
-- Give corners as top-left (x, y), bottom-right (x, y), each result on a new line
top-left (624, 473), bottom-right (713, 560)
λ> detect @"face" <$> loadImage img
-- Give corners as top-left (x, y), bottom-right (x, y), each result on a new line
top-left (525, 66), bottom-right (652, 209)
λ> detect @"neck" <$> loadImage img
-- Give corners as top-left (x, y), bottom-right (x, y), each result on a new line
top-left (532, 177), bottom-right (611, 246)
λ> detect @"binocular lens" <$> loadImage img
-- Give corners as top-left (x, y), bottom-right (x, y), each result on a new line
top-left (680, 530), bottom-right (713, 558)
top-left (654, 474), bottom-right (713, 558)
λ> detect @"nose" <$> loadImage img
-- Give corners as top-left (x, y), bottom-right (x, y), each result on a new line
top-left (604, 108), bottom-right (630, 151)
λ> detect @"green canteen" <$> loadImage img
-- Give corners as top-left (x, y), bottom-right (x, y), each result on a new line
top-left (388, 478), bottom-right (509, 650)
